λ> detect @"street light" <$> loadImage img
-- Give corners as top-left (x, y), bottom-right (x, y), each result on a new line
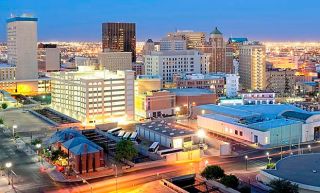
top-left (76, 175), bottom-right (92, 193)
top-left (12, 124), bottom-right (17, 139)
top-left (245, 155), bottom-right (248, 171)
top-left (308, 145), bottom-right (312, 153)
top-left (112, 164), bottom-right (118, 193)
top-left (197, 129), bottom-right (206, 149)
top-left (36, 144), bottom-right (42, 162)
top-left (266, 152), bottom-right (271, 164)
top-left (5, 162), bottom-right (12, 185)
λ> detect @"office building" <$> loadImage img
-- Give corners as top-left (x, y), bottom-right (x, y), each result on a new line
top-left (0, 64), bottom-right (15, 80)
top-left (102, 22), bottom-right (136, 62)
top-left (7, 15), bottom-right (38, 80)
top-left (98, 52), bottom-right (132, 71)
top-left (167, 31), bottom-right (206, 49)
top-left (239, 41), bottom-right (266, 90)
top-left (143, 39), bottom-right (155, 55)
top-left (135, 90), bottom-right (176, 119)
top-left (173, 73), bottom-right (239, 97)
top-left (51, 69), bottom-right (134, 125)
top-left (159, 38), bottom-right (187, 51)
top-left (144, 50), bottom-right (201, 83)
top-left (196, 104), bottom-right (320, 147)
top-left (75, 56), bottom-right (99, 69)
top-left (197, 27), bottom-right (233, 73)
top-left (266, 68), bottom-right (296, 96)
top-left (38, 43), bottom-right (60, 72)
top-left (132, 63), bottom-right (145, 77)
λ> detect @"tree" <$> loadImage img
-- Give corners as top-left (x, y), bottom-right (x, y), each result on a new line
top-left (0, 117), bottom-right (4, 125)
top-left (115, 140), bottom-right (138, 162)
top-left (220, 174), bottom-right (239, 189)
top-left (269, 179), bottom-right (299, 193)
top-left (201, 165), bottom-right (225, 180)
top-left (1, 103), bottom-right (8, 110)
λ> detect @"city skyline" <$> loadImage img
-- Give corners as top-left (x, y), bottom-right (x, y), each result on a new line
top-left (1, 0), bottom-right (320, 42)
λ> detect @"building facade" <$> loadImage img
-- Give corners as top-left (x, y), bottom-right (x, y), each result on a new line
top-left (144, 50), bottom-right (201, 83)
top-left (98, 52), bottom-right (132, 71)
top-left (266, 68), bottom-right (296, 96)
top-left (102, 22), bottom-right (136, 62)
top-left (7, 15), bottom-right (38, 80)
top-left (240, 91), bottom-right (276, 105)
top-left (38, 43), bottom-right (60, 72)
top-left (239, 42), bottom-right (266, 90)
top-left (167, 31), bottom-right (206, 49)
top-left (51, 70), bottom-right (134, 125)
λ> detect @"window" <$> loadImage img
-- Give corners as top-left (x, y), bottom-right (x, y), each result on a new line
top-left (239, 131), bottom-right (243, 136)
top-left (235, 130), bottom-right (238, 135)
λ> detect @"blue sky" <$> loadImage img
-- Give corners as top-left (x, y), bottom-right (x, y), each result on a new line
top-left (0, 0), bottom-right (319, 42)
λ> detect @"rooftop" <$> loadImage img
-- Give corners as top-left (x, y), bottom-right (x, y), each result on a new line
top-left (0, 64), bottom-right (15, 68)
top-left (137, 75), bottom-right (162, 80)
top-left (263, 154), bottom-right (320, 188)
top-left (168, 88), bottom-right (213, 96)
top-left (7, 16), bottom-right (38, 23)
top-left (210, 27), bottom-right (222, 35)
top-left (228, 38), bottom-right (248, 43)
top-left (137, 120), bottom-right (194, 138)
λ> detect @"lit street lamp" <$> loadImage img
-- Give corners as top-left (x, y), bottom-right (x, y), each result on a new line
top-left (5, 162), bottom-right (12, 185)
top-left (308, 145), bottom-right (312, 153)
top-left (36, 143), bottom-right (42, 162)
top-left (197, 129), bottom-right (206, 148)
top-left (12, 124), bottom-right (17, 139)
top-left (245, 155), bottom-right (248, 171)
top-left (266, 152), bottom-right (271, 164)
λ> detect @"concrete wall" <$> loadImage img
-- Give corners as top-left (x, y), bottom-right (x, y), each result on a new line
top-left (197, 115), bottom-right (270, 146)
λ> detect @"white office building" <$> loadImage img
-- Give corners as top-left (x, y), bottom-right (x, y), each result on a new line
top-left (160, 39), bottom-right (187, 51)
top-left (7, 15), bottom-right (38, 80)
top-left (0, 64), bottom-right (16, 80)
top-left (144, 50), bottom-right (201, 83)
top-left (51, 69), bottom-right (135, 125)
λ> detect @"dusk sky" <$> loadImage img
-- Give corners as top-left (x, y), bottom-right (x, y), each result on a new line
top-left (1, 0), bottom-right (319, 42)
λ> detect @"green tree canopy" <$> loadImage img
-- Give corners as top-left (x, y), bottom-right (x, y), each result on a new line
top-left (0, 117), bottom-right (4, 125)
top-left (220, 174), bottom-right (239, 189)
top-left (269, 179), bottom-right (299, 193)
top-left (201, 165), bottom-right (225, 180)
top-left (115, 140), bottom-right (138, 162)
top-left (1, 103), bottom-right (8, 110)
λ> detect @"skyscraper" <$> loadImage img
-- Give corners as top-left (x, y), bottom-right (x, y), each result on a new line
top-left (197, 27), bottom-right (233, 74)
top-left (239, 41), bottom-right (266, 90)
top-left (7, 15), bottom-right (38, 80)
top-left (167, 31), bottom-right (206, 49)
top-left (102, 22), bottom-right (136, 62)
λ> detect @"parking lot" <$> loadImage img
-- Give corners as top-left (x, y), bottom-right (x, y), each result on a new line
top-left (0, 109), bottom-right (54, 139)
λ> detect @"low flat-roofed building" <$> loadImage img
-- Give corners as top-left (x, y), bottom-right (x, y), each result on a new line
top-left (168, 88), bottom-right (217, 115)
top-left (196, 104), bottom-right (320, 147)
top-left (259, 154), bottom-right (320, 193)
top-left (136, 120), bottom-right (195, 149)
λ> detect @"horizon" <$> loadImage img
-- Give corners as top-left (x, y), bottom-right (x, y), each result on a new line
top-left (1, 0), bottom-right (320, 42)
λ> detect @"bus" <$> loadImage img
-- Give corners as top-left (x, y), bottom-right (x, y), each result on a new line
top-left (157, 148), bottom-right (183, 156)
top-left (123, 132), bottom-right (131, 140)
top-left (107, 127), bottom-right (122, 134)
top-left (117, 131), bottom-right (125, 138)
top-left (148, 142), bottom-right (159, 153)
top-left (130, 132), bottom-right (138, 141)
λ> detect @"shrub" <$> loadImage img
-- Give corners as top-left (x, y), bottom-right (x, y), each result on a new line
top-left (269, 179), bottom-right (299, 193)
top-left (220, 174), bottom-right (239, 189)
top-left (266, 163), bottom-right (276, 169)
top-left (201, 165), bottom-right (225, 180)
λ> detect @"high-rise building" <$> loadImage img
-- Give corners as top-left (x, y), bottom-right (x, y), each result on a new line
top-left (143, 39), bottom-right (155, 55)
top-left (159, 38), bottom-right (187, 51)
top-left (51, 69), bottom-right (135, 124)
top-left (102, 22), bottom-right (136, 62)
top-left (144, 50), bottom-right (201, 83)
top-left (197, 27), bottom-right (233, 74)
top-left (7, 15), bottom-right (38, 80)
top-left (167, 31), bottom-right (206, 49)
top-left (239, 42), bottom-right (266, 90)
top-left (266, 68), bottom-right (296, 96)
top-left (98, 52), bottom-right (132, 71)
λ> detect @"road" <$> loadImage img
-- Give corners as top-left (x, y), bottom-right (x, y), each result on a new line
top-left (0, 131), bottom-right (64, 193)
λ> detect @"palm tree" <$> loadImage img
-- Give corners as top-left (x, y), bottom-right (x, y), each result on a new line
top-left (269, 179), bottom-right (299, 193)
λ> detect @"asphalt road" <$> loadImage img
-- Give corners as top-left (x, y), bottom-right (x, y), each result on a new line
top-left (0, 131), bottom-right (63, 193)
